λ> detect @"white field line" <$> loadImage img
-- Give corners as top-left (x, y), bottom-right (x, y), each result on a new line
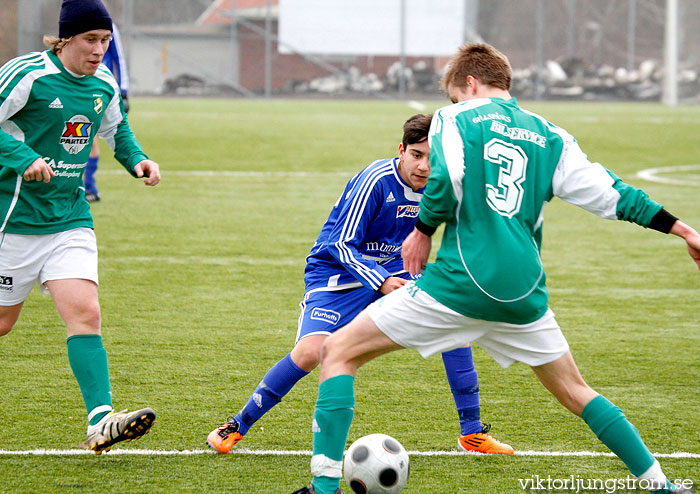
top-left (636, 164), bottom-right (700, 186)
top-left (408, 100), bottom-right (427, 111)
top-left (1, 448), bottom-right (698, 458)
top-left (107, 255), bottom-right (301, 266)
top-left (100, 170), bottom-right (350, 178)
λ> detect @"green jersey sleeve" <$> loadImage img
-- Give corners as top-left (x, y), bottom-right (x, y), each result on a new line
top-left (0, 129), bottom-right (41, 174)
top-left (94, 67), bottom-right (148, 176)
top-left (0, 53), bottom-right (45, 174)
top-left (551, 139), bottom-right (662, 227)
top-left (607, 169), bottom-right (662, 226)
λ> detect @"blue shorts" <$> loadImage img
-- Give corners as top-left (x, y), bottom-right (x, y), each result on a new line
top-left (296, 287), bottom-right (383, 342)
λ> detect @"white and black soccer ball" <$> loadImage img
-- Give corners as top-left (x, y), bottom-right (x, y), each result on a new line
top-left (343, 433), bottom-right (410, 494)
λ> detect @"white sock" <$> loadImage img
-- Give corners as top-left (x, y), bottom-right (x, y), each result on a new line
top-left (638, 460), bottom-right (669, 491)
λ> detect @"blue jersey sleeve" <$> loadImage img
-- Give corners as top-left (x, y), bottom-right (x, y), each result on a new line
top-left (325, 174), bottom-right (392, 291)
top-left (102, 25), bottom-right (129, 95)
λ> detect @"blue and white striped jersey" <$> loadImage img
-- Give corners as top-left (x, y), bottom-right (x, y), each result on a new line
top-left (304, 157), bottom-right (424, 292)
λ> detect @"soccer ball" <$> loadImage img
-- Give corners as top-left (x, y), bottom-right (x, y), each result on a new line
top-left (343, 433), bottom-right (410, 494)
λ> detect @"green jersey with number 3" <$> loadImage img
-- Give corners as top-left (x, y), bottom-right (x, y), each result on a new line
top-left (0, 50), bottom-right (148, 234)
top-left (417, 97), bottom-right (662, 324)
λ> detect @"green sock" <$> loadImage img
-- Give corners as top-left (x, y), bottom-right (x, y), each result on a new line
top-left (311, 375), bottom-right (355, 494)
top-left (66, 334), bottom-right (113, 426)
top-left (312, 476), bottom-right (340, 494)
top-left (581, 395), bottom-right (656, 477)
top-left (651, 479), bottom-right (677, 494)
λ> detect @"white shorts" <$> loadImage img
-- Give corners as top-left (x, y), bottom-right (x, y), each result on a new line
top-left (366, 282), bottom-right (569, 368)
top-left (0, 227), bottom-right (98, 305)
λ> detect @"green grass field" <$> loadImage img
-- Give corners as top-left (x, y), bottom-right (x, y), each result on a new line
top-left (0, 98), bottom-right (699, 493)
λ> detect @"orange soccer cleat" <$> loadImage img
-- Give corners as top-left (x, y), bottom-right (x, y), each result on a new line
top-left (458, 423), bottom-right (514, 455)
top-left (206, 419), bottom-right (243, 454)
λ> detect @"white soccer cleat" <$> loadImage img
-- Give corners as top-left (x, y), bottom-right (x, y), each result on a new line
top-left (80, 408), bottom-right (155, 455)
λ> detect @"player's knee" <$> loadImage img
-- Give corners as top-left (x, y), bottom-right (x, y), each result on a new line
top-left (557, 381), bottom-right (596, 416)
top-left (0, 322), bottom-right (14, 337)
top-left (293, 345), bottom-right (321, 371)
top-left (0, 310), bottom-right (20, 336)
top-left (319, 337), bottom-right (332, 364)
top-left (72, 302), bottom-right (101, 333)
top-left (319, 334), bottom-right (343, 366)
top-left (85, 307), bottom-right (101, 331)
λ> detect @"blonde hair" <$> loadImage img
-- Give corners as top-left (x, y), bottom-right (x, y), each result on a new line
top-left (441, 43), bottom-right (512, 92)
top-left (43, 35), bottom-right (71, 54)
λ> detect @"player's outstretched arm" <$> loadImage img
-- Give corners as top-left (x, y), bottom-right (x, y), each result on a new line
top-left (23, 157), bottom-right (55, 183)
top-left (670, 220), bottom-right (700, 269)
top-left (133, 159), bottom-right (161, 186)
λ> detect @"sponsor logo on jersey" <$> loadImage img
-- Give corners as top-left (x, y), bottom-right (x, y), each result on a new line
top-left (310, 307), bottom-right (341, 325)
top-left (0, 275), bottom-right (13, 292)
top-left (365, 242), bottom-right (401, 257)
top-left (385, 192), bottom-right (395, 203)
top-left (60, 115), bottom-right (93, 154)
top-left (490, 120), bottom-right (547, 148)
top-left (43, 158), bottom-right (86, 178)
top-left (396, 205), bottom-right (420, 218)
top-left (94, 97), bottom-right (104, 114)
top-left (472, 112), bottom-right (511, 124)
top-left (48, 97), bottom-right (63, 109)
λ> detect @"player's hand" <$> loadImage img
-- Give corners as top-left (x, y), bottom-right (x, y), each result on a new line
top-left (378, 277), bottom-right (407, 295)
top-left (134, 159), bottom-right (161, 186)
top-left (23, 157), bottom-right (55, 183)
top-left (670, 220), bottom-right (700, 270)
top-left (683, 228), bottom-right (700, 270)
top-left (402, 228), bottom-right (432, 275)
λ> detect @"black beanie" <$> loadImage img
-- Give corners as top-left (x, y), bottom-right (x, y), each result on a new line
top-left (59, 0), bottom-right (113, 39)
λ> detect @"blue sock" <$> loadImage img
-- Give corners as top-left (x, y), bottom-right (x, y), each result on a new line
top-left (234, 353), bottom-right (309, 435)
top-left (85, 156), bottom-right (99, 194)
top-left (442, 346), bottom-right (482, 435)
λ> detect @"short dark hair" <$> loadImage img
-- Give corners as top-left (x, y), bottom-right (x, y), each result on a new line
top-left (441, 43), bottom-right (512, 92)
top-left (402, 113), bottom-right (433, 150)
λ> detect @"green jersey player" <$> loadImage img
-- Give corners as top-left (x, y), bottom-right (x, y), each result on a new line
top-left (293, 44), bottom-right (700, 494)
top-left (0, 0), bottom-right (159, 454)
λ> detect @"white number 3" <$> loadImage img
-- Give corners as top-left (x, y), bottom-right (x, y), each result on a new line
top-left (483, 138), bottom-right (528, 218)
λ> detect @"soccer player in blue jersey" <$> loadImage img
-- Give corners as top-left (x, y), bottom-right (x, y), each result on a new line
top-left (84, 23), bottom-right (128, 202)
top-left (206, 113), bottom-right (513, 456)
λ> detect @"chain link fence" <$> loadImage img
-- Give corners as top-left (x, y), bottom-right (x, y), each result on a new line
top-left (3, 0), bottom-right (699, 102)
